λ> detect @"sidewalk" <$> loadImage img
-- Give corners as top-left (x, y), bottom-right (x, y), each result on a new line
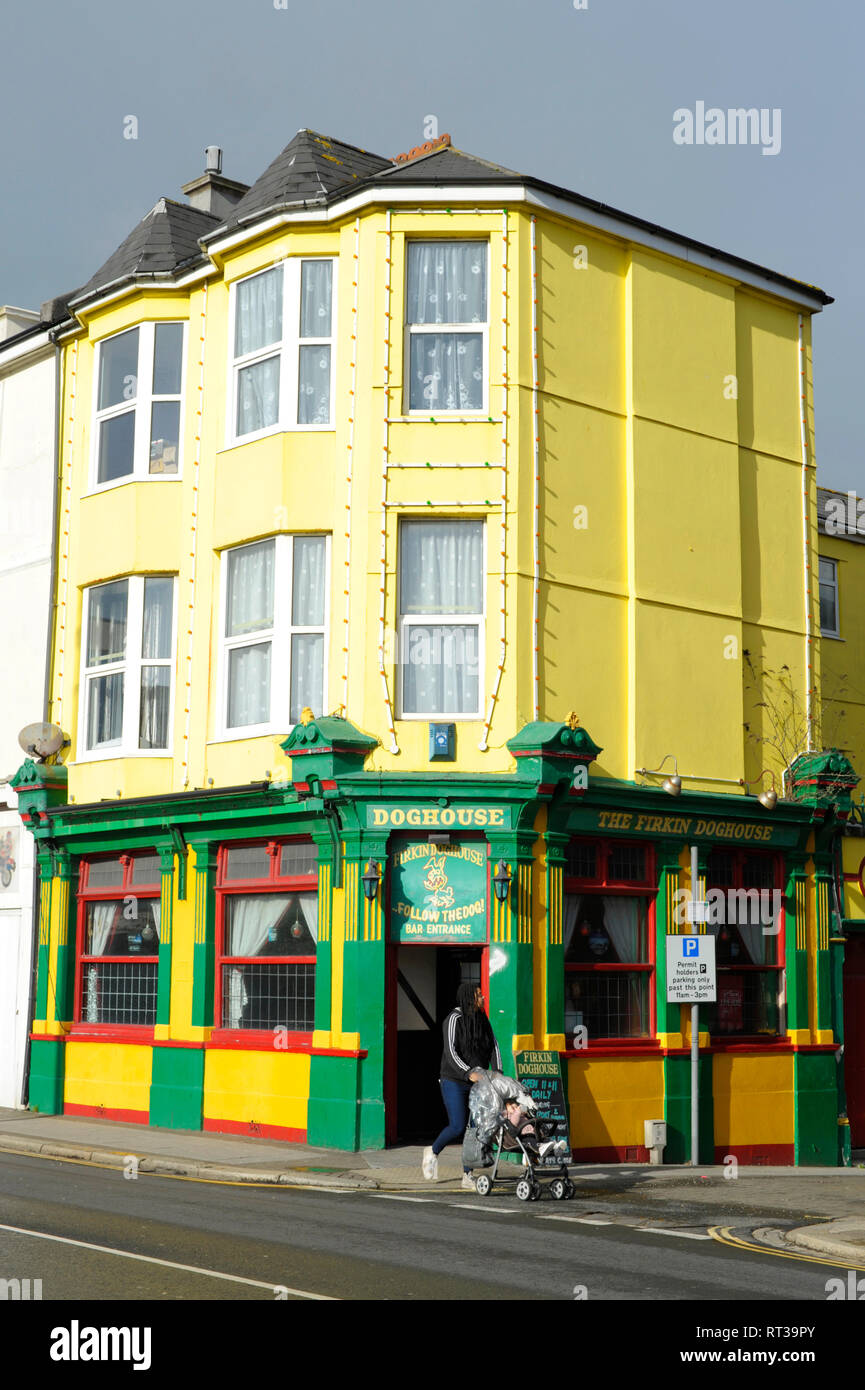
top-left (1, 1107), bottom-right (863, 1264)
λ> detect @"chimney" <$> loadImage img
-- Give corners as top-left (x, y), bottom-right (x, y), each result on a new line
top-left (0, 306), bottom-right (40, 341)
top-left (182, 147), bottom-right (249, 220)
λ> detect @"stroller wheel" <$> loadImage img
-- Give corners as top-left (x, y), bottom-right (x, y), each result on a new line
top-left (550, 1178), bottom-right (567, 1201)
top-left (515, 1177), bottom-right (533, 1202)
top-left (475, 1174), bottom-right (491, 1197)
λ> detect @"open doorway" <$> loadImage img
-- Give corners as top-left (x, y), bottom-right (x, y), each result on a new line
top-left (389, 945), bottom-right (485, 1143)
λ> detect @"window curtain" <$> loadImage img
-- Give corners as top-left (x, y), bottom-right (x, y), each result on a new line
top-left (400, 521), bottom-right (483, 614)
top-left (602, 896), bottom-right (640, 963)
top-left (298, 346), bottom-right (331, 424)
top-left (235, 267), bottom-right (283, 357)
top-left (227, 542), bottom-right (274, 636)
top-left (228, 644), bottom-right (271, 727)
top-left (297, 891), bottom-right (318, 942)
top-left (563, 894), bottom-right (583, 958)
top-left (406, 243), bottom-right (486, 324)
top-left (139, 668), bottom-right (170, 749)
top-left (88, 581), bottom-right (128, 665)
top-left (300, 261), bottom-right (332, 337)
top-left (87, 673), bottom-right (124, 748)
top-left (292, 537), bottom-right (326, 625)
top-left (402, 625), bottom-right (478, 715)
top-left (85, 901), bottom-right (120, 1025)
top-left (737, 918), bottom-right (769, 966)
top-left (290, 634), bottom-right (323, 723)
top-left (409, 334), bottom-right (483, 412)
top-left (237, 358), bottom-right (280, 436)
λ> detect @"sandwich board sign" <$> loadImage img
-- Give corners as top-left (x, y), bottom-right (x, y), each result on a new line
top-left (665, 934), bottom-right (717, 1003)
top-left (514, 1050), bottom-right (572, 1165)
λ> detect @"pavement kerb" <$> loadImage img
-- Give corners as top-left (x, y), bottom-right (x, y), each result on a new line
top-left (784, 1221), bottom-right (865, 1265)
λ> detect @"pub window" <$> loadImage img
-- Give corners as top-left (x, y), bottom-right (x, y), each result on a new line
top-left (563, 838), bottom-right (654, 1042)
top-left (702, 849), bottom-right (783, 1038)
top-left (215, 839), bottom-right (318, 1035)
top-left (76, 853), bottom-right (162, 1028)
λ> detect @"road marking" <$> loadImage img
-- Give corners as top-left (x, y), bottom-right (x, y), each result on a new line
top-left (637, 1228), bottom-right (712, 1241)
top-left (373, 1194), bottom-right (433, 1203)
top-left (449, 1203), bottom-right (517, 1214)
top-left (0, 1221), bottom-right (336, 1299)
top-left (573, 1217), bottom-right (613, 1225)
top-left (710, 1224), bottom-right (865, 1272)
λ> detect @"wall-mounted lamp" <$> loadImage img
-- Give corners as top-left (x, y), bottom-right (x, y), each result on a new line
top-left (493, 860), bottom-right (512, 902)
top-left (740, 771), bottom-right (778, 811)
top-left (361, 860), bottom-right (382, 900)
top-left (636, 754), bottom-right (682, 796)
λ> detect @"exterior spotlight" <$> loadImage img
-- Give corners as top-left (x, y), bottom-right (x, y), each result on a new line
top-left (493, 860), bottom-right (512, 903)
top-left (758, 787), bottom-right (778, 810)
top-left (361, 860), bottom-right (381, 900)
top-left (637, 754), bottom-right (681, 795)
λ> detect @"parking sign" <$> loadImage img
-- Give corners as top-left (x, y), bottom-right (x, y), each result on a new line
top-left (666, 934), bottom-right (717, 1003)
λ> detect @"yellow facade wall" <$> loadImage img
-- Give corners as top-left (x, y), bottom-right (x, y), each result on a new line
top-left (712, 1053), bottom-right (794, 1147)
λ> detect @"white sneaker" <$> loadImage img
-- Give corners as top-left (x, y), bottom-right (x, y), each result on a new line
top-left (461, 1172), bottom-right (475, 1191)
top-left (422, 1146), bottom-right (438, 1180)
top-left (538, 1140), bottom-right (557, 1158)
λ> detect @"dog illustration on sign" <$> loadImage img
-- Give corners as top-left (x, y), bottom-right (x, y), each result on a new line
top-left (423, 854), bottom-right (455, 910)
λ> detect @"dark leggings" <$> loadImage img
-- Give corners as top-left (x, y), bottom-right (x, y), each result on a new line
top-left (432, 1078), bottom-right (472, 1170)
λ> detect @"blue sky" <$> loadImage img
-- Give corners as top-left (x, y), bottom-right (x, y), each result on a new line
top-left (3, 0), bottom-right (861, 488)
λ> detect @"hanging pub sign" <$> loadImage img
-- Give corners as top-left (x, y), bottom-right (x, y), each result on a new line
top-left (390, 840), bottom-right (488, 943)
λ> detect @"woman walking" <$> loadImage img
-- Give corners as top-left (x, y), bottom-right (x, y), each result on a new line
top-left (423, 982), bottom-right (502, 1190)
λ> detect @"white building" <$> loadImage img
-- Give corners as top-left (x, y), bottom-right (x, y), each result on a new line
top-left (0, 306), bottom-right (56, 1107)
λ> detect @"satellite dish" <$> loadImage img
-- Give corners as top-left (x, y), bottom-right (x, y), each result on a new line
top-left (18, 722), bottom-right (65, 759)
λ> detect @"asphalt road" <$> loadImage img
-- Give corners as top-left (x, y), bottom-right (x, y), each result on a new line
top-left (0, 1150), bottom-right (853, 1305)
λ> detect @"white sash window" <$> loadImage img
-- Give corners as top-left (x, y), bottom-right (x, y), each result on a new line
top-left (80, 576), bottom-right (176, 758)
top-left (398, 519), bottom-right (484, 718)
top-left (92, 322), bottom-right (185, 487)
top-left (405, 242), bottom-right (488, 414)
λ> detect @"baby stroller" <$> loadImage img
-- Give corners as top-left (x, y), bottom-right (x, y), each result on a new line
top-left (464, 1070), bottom-right (575, 1203)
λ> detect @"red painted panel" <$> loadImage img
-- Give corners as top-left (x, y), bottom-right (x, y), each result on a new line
top-left (202, 1117), bottom-right (306, 1143)
top-left (712, 1144), bottom-right (794, 1165)
top-left (64, 1103), bottom-right (148, 1124)
top-left (570, 1145), bottom-right (651, 1163)
top-left (843, 934), bottom-right (865, 1147)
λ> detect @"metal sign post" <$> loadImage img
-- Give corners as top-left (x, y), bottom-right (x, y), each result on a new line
top-left (690, 844), bottom-right (699, 1167)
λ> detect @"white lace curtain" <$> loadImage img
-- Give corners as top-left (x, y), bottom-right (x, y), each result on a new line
top-left (224, 892), bottom-right (318, 1029)
top-left (400, 521), bottom-right (483, 614)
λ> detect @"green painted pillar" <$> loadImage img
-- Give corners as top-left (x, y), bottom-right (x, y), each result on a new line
top-left (785, 856), bottom-right (809, 1036)
top-left (156, 848), bottom-right (175, 1028)
top-left (33, 848), bottom-right (53, 1024)
top-left (53, 851), bottom-right (76, 1024)
top-left (814, 863), bottom-right (835, 1036)
top-left (149, 1047), bottom-right (205, 1130)
top-left (544, 831), bottom-right (568, 1046)
top-left (829, 929), bottom-right (850, 1166)
top-left (655, 843), bottom-right (683, 1040)
top-left (488, 831), bottom-right (535, 1073)
top-left (190, 844), bottom-right (216, 1028)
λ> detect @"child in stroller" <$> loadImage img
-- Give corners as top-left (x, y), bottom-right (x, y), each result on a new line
top-left (500, 1097), bottom-right (568, 1162)
top-left (465, 1070), bottom-right (574, 1201)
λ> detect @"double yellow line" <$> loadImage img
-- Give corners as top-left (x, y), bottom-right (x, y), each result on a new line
top-left (711, 1225), bottom-right (865, 1272)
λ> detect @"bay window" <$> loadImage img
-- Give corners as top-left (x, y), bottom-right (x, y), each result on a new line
top-left (215, 839), bottom-right (318, 1034)
top-left (563, 839), bottom-right (655, 1042)
top-left (398, 519), bottom-right (484, 718)
top-left (220, 534), bottom-right (328, 734)
top-left (231, 258), bottom-right (335, 440)
top-left (81, 576), bottom-right (176, 755)
top-left (406, 241), bottom-right (488, 413)
top-left (93, 322), bottom-right (185, 485)
top-left (75, 853), bottom-right (162, 1029)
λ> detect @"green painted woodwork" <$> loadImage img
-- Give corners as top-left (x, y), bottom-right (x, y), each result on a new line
top-left (28, 1039), bottom-right (65, 1115)
top-left (788, 749), bottom-right (859, 815)
top-left (784, 863), bottom-right (809, 1033)
top-left (190, 847), bottom-right (217, 1028)
top-left (655, 848), bottom-right (683, 1036)
top-left (281, 715), bottom-right (378, 789)
top-left (156, 852), bottom-right (174, 1029)
top-left (794, 1050), bottom-right (838, 1166)
top-left (9, 759), bottom-right (68, 820)
top-left (663, 1054), bottom-right (713, 1163)
top-left (506, 720), bottom-right (602, 786)
top-left (149, 1046), bottom-right (204, 1130)
top-left (829, 934), bottom-right (851, 1166)
top-left (307, 1055), bottom-right (362, 1149)
top-left (390, 840), bottom-right (487, 943)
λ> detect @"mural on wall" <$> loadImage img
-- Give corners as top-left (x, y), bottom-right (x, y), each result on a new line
top-left (0, 827), bottom-right (18, 891)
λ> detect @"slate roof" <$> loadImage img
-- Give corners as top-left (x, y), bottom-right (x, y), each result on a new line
top-left (381, 147), bottom-right (522, 184)
top-left (218, 129), bottom-right (392, 230)
top-left (70, 199), bottom-right (220, 307)
top-left (817, 485), bottom-right (865, 544)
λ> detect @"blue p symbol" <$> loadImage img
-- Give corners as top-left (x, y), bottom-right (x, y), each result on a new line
top-left (683, 938), bottom-right (699, 957)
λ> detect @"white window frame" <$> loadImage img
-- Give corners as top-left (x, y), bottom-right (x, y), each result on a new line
top-left (403, 240), bottom-right (489, 418)
top-left (227, 258), bottom-right (337, 446)
top-left (77, 576), bottom-right (177, 761)
top-left (819, 556), bottom-right (840, 637)
top-left (89, 322), bottom-right (186, 492)
top-left (397, 518), bottom-right (486, 721)
top-left (215, 533), bottom-right (331, 741)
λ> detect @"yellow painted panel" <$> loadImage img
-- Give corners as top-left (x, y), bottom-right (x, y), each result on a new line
top-left (735, 291), bottom-right (801, 465)
top-left (77, 482), bottom-right (184, 588)
top-left (203, 1049), bottom-right (310, 1131)
top-left (567, 1058), bottom-right (664, 1148)
top-left (64, 1042), bottom-right (152, 1115)
top-left (713, 1053), bottom-right (794, 1145)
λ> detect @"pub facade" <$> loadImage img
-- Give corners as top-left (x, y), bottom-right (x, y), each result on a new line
top-left (14, 127), bottom-right (859, 1162)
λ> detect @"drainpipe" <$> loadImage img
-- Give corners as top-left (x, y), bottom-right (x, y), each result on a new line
top-left (798, 314), bottom-right (815, 752)
top-left (21, 334), bottom-right (63, 1107)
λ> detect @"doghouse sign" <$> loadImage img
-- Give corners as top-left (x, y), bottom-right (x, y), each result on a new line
top-left (390, 841), bottom-right (488, 943)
